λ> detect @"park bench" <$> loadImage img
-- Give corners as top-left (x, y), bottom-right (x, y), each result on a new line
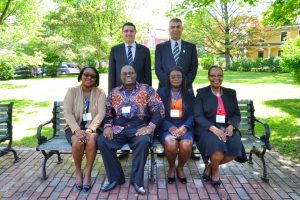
top-left (36, 100), bottom-right (271, 182)
top-left (36, 101), bottom-right (156, 181)
top-left (0, 102), bottom-right (20, 163)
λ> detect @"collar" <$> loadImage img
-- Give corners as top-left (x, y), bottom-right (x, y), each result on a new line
top-left (118, 81), bottom-right (140, 91)
top-left (170, 39), bottom-right (182, 45)
top-left (125, 42), bottom-right (136, 48)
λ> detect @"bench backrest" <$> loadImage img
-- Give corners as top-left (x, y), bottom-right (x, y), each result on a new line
top-left (51, 100), bottom-right (255, 137)
top-left (237, 99), bottom-right (254, 136)
top-left (0, 102), bottom-right (13, 142)
top-left (52, 101), bottom-right (66, 138)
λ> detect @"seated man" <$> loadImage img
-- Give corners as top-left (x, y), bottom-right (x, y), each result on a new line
top-left (98, 65), bottom-right (164, 195)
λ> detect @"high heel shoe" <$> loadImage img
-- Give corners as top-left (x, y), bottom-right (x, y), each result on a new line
top-left (75, 183), bottom-right (83, 190)
top-left (167, 177), bottom-right (176, 184)
top-left (176, 169), bottom-right (187, 184)
top-left (211, 179), bottom-right (222, 187)
top-left (82, 184), bottom-right (91, 192)
top-left (202, 164), bottom-right (211, 181)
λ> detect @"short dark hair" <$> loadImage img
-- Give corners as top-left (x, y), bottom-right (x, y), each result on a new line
top-left (169, 18), bottom-right (182, 24)
top-left (122, 22), bottom-right (136, 31)
top-left (208, 65), bottom-right (223, 75)
top-left (78, 66), bottom-right (99, 87)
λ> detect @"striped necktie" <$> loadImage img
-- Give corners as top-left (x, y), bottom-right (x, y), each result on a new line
top-left (173, 42), bottom-right (180, 64)
top-left (127, 46), bottom-right (133, 65)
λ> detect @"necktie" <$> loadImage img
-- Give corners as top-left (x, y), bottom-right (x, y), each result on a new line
top-left (173, 42), bottom-right (180, 64)
top-left (127, 46), bottom-right (133, 65)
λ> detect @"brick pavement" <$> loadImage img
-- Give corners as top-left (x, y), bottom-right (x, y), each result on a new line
top-left (0, 150), bottom-right (300, 200)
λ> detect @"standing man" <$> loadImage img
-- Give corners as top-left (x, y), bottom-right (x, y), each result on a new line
top-left (108, 22), bottom-right (152, 92)
top-left (98, 65), bottom-right (164, 195)
top-left (155, 18), bottom-right (200, 160)
top-left (155, 18), bottom-right (198, 90)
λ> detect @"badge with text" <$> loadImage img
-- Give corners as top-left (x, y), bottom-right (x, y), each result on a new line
top-left (83, 113), bottom-right (92, 121)
top-left (170, 109), bottom-right (180, 118)
top-left (216, 114), bottom-right (226, 123)
top-left (122, 106), bottom-right (131, 114)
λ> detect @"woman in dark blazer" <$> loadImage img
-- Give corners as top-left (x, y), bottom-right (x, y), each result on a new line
top-left (157, 66), bottom-right (194, 184)
top-left (194, 65), bottom-right (247, 187)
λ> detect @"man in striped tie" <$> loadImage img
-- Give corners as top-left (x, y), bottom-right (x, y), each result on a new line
top-left (108, 22), bottom-right (152, 92)
top-left (108, 22), bottom-right (152, 160)
top-left (155, 18), bottom-right (200, 160)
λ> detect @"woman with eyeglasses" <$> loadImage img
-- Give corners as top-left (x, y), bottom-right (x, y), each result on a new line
top-left (157, 66), bottom-right (194, 184)
top-left (63, 66), bottom-right (106, 192)
top-left (194, 65), bottom-right (247, 187)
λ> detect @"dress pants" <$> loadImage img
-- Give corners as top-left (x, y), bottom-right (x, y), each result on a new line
top-left (97, 126), bottom-right (151, 186)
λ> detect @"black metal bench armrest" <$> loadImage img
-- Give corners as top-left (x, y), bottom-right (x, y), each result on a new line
top-left (36, 119), bottom-right (53, 145)
top-left (254, 118), bottom-right (272, 150)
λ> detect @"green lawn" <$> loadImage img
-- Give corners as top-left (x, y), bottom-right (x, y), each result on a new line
top-left (0, 83), bottom-right (27, 89)
top-left (257, 99), bottom-right (300, 162)
top-left (152, 69), bottom-right (294, 84)
top-left (1, 99), bottom-right (51, 121)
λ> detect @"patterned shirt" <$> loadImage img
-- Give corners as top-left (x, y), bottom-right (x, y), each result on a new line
top-left (105, 83), bottom-right (165, 133)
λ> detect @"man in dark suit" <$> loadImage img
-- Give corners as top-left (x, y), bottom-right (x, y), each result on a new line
top-left (108, 22), bottom-right (151, 92)
top-left (155, 18), bottom-right (198, 90)
top-left (155, 18), bottom-right (200, 160)
top-left (109, 22), bottom-right (152, 159)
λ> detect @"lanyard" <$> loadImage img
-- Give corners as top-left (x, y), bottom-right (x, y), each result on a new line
top-left (171, 89), bottom-right (181, 108)
top-left (84, 98), bottom-right (89, 114)
top-left (122, 88), bottom-right (135, 104)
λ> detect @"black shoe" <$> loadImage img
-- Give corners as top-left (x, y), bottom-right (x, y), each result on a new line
top-left (202, 164), bottom-right (211, 181)
top-left (176, 169), bottom-right (187, 184)
top-left (75, 183), bottom-right (83, 190)
top-left (211, 179), bottom-right (222, 187)
top-left (82, 184), bottom-right (91, 192)
top-left (167, 177), bottom-right (175, 184)
top-left (118, 151), bottom-right (129, 160)
top-left (191, 153), bottom-right (201, 160)
top-left (131, 182), bottom-right (146, 195)
top-left (101, 179), bottom-right (125, 192)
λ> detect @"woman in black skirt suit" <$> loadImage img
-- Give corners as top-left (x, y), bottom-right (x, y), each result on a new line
top-left (194, 65), bottom-right (247, 186)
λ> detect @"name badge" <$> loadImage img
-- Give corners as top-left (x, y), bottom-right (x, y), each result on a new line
top-left (216, 115), bottom-right (225, 123)
top-left (83, 113), bottom-right (92, 121)
top-left (122, 106), bottom-right (131, 114)
top-left (170, 109), bottom-right (180, 118)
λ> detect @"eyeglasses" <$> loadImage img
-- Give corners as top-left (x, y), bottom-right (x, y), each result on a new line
top-left (121, 71), bottom-right (135, 76)
top-left (83, 73), bottom-right (96, 80)
top-left (170, 75), bottom-right (183, 80)
top-left (209, 74), bottom-right (223, 78)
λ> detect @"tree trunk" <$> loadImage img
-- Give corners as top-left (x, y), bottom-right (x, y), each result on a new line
top-left (223, 2), bottom-right (231, 70)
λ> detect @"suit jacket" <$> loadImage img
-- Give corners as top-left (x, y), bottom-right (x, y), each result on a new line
top-left (108, 43), bottom-right (151, 92)
top-left (155, 40), bottom-right (198, 89)
top-left (194, 86), bottom-right (241, 137)
top-left (157, 87), bottom-right (194, 131)
top-left (193, 86), bottom-right (241, 137)
top-left (63, 85), bottom-right (106, 133)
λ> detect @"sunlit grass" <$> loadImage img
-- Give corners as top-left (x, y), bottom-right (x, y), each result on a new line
top-left (12, 127), bottom-right (53, 147)
top-left (257, 99), bottom-right (300, 162)
top-left (0, 99), bottom-right (51, 121)
top-left (0, 83), bottom-right (27, 89)
top-left (152, 69), bottom-right (294, 84)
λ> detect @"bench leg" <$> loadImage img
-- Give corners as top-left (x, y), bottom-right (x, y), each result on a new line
top-left (248, 147), bottom-right (254, 164)
top-left (150, 145), bottom-right (155, 183)
top-left (55, 151), bottom-right (63, 164)
top-left (248, 147), bottom-right (269, 183)
top-left (10, 148), bottom-right (20, 163)
top-left (41, 150), bottom-right (63, 180)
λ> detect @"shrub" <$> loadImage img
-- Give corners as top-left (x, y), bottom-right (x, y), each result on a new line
top-left (0, 62), bottom-right (14, 80)
top-left (200, 55), bottom-right (215, 70)
top-left (280, 37), bottom-right (300, 84)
